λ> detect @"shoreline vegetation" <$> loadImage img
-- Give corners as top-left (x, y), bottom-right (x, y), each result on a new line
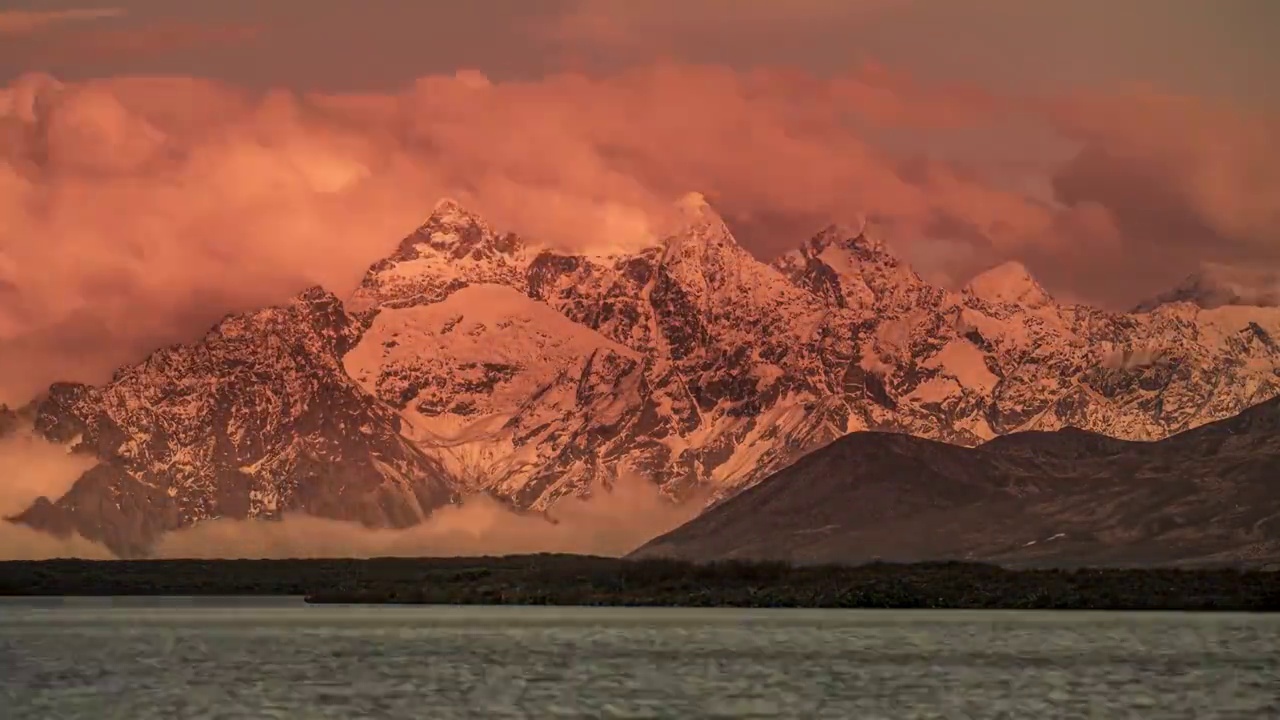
top-left (2, 555), bottom-right (1278, 611)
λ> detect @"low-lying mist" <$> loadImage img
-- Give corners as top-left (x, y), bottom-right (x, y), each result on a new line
top-left (152, 477), bottom-right (702, 560)
top-left (0, 431), bottom-right (701, 561)
top-left (0, 430), bottom-right (112, 560)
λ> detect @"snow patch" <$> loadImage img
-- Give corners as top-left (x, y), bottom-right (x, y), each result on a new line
top-left (925, 339), bottom-right (999, 393)
top-left (964, 261), bottom-right (1051, 308)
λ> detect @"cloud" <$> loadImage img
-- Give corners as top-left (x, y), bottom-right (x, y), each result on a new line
top-left (0, 65), bottom-right (1277, 405)
top-left (0, 445), bottom-right (700, 560)
top-left (0, 8), bottom-right (124, 36)
top-left (0, 429), bottom-right (112, 559)
top-left (0, 375), bottom-right (694, 563)
top-left (1046, 89), bottom-right (1280, 271)
top-left (151, 475), bottom-right (702, 560)
top-left (0, 65), bottom-right (1022, 404)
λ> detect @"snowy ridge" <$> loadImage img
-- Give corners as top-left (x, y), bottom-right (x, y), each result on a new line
top-left (963, 261), bottom-right (1052, 309)
top-left (12, 196), bottom-right (1280, 554)
top-left (347, 198), bottom-right (531, 315)
top-left (13, 288), bottom-right (457, 555)
top-left (345, 282), bottom-right (645, 501)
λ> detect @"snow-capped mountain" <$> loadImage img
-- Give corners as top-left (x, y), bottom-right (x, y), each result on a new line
top-left (11, 289), bottom-right (458, 556)
top-left (347, 199), bottom-right (530, 316)
top-left (10, 196), bottom-right (1280, 555)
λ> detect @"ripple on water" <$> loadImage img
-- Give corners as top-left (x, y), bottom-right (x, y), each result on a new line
top-left (1, 604), bottom-right (1277, 719)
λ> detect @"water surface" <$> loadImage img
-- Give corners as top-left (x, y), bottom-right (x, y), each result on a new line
top-left (2, 598), bottom-right (1276, 718)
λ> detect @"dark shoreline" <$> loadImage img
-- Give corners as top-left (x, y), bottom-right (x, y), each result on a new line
top-left (3, 555), bottom-right (1278, 611)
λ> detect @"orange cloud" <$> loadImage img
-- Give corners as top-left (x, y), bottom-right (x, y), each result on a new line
top-left (0, 64), bottom-right (1276, 406)
top-left (1045, 89), bottom-right (1280, 261)
top-left (0, 430), bottom-right (699, 560)
top-left (831, 61), bottom-right (1002, 129)
top-left (0, 8), bottom-right (124, 36)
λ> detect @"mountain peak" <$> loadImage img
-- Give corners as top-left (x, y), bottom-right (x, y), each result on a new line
top-left (963, 260), bottom-right (1051, 308)
top-left (675, 191), bottom-right (715, 218)
top-left (414, 197), bottom-right (496, 243)
top-left (662, 191), bottom-right (737, 253)
top-left (1133, 262), bottom-right (1280, 312)
top-left (389, 197), bottom-right (523, 264)
top-left (801, 220), bottom-right (883, 258)
top-left (424, 197), bottom-right (484, 229)
top-left (670, 191), bottom-right (725, 228)
top-left (348, 198), bottom-right (528, 313)
top-left (291, 285), bottom-right (339, 305)
top-left (769, 219), bottom-right (926, 312)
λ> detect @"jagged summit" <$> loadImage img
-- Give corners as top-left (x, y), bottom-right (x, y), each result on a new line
top-left (661, 191), bottom-right (736, 251)
top-left (963, 260), bottom-right (1051, 308)
top-left (771, 220), bottom-right (925, 312)
top-left (425, 197), bottom-right (480, 226)
top-left (292, 285), bottom-right (338, 304)
top-left (11, 286), bottom-right (459, 555)
top-left (653, 191), bottom-right (764, 297)
top-left (348, 198), bottom-right (528, 313)
top-left (798, 219), bottom-right (885, 258)
top-left (404, 197), bottom-right (522, 260)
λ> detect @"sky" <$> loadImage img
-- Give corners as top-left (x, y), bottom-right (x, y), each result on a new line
top-left (0, 0), bottom-right (1278, 404)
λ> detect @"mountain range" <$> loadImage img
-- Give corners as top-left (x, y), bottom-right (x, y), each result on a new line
top-left (5, 193), bottom-right (1280, 558)
top-left (632, 394), bottom-right (1280, 567)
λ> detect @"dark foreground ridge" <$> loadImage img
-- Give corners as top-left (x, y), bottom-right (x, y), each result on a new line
top-left (2, 555), bottom-right (1277, 611)
top-left (633, 396), bottom-right (1280, 566)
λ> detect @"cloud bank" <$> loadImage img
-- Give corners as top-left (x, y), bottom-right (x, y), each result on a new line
top-left (0, 430), bottom-right (111, 559)
top-left (0, 430), bottom-right (699, 560)
top-left (1, 63), bottom-right (1277, 408)
top-left (152, 477), bottom-right (701, 560)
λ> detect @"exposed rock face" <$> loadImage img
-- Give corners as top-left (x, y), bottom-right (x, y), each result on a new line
top-left (631, 396), bottom-right (1280, 567)
top-left (9, 196), bottom-right (1280, 555)
top-left (347, 199), bottom-right (529, 316)
top-left (11, 288), bottom-right (458, 556)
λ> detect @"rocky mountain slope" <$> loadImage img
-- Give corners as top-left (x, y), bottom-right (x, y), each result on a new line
top-left (8, 195), bottom-right (1280, 556)
top-left (630, 395), bottom-right (1280, 566)
top-left (8, 290), bottom-right (458, 556)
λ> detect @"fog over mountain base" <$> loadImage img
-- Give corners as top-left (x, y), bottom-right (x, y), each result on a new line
top-left (0, 432), bottom-right (111, 560)
top-left (0, 432), bottom-right (701, 560)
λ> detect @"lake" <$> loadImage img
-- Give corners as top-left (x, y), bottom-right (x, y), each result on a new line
top-left (1, 598), bottom-right (1276, 718)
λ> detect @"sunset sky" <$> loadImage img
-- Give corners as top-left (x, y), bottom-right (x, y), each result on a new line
top-left (1, 0), bottom-right (1278, 404)
top-left (4, 1), bottom-right (1275, 98)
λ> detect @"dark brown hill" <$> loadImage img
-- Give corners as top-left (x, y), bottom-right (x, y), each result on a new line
top-left (631, 398), bottom-right (1280, 567)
